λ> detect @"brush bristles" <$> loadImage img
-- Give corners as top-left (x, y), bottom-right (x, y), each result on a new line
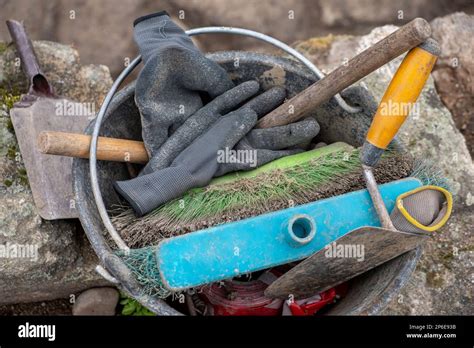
top-left (111, 148), bottom-right (415, 248)
top-left (115, 247), bottom-right (171, 298)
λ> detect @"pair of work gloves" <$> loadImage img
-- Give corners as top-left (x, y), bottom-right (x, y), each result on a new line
top-left (114, 12), bottom-right (320, 216)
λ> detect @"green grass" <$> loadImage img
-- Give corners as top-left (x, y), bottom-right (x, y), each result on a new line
top-left (0, 88), bottom-right (21, 111)
top-left (119, 293), bottom-right (155, 316)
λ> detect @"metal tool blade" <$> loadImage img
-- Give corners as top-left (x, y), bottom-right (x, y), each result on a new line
top-left (10, 98), bottom-right (93, 219)
top-left (264, 226), bottom-right (428, 299)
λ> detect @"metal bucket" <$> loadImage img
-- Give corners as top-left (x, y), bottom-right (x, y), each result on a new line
top-left (72, 50), bottom-right (421, 315)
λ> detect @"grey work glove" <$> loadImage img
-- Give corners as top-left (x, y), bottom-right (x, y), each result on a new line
top-left (134, 11), bottom-right (234, 159)
top-left (114, 108), bottom-right (258, 217)
top-left (215, 117), bottom-right (320, 176)
top-left (142, 82), bottom-right (321, 175)
top-left (118, 82), bottom-right (320, 216)
top-left (217, 86), bottom-right (320, 175)
top-left (141, 80), bottom-right (260, 175)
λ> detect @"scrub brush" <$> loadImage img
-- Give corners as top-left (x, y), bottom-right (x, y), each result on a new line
top-left (111, 142), bottom-right (415, 248)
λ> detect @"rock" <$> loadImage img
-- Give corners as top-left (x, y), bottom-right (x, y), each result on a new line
top-left (72, 287), bottom-right (119, 316)
top-left (312, 142), bottom-right (328, 149)
top-left (384, 206), bottom-right (473, 315)
top-left (0, 40), bottom-right (112, 304)
top-left (0, 298), bottom-right (73, 315)
top-left (294, 23), bottom-right (474, 315)
top-left (0, 40), bottom-right (112, 106)
top-left (0, 0), bottom-right (58, 42)
top-left (54, 0), bottom-right (146, 79)
top-left (431, 12), bottom-right (474, 157)
top-left (317, 0), bottom-right (471, 27)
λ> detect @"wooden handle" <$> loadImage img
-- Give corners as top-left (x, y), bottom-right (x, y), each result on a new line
top-left (361, 39), bottom-right (439, 167)
top-left (367, 44), bottom-right (438, 148)
top-left (257, 18), bottom-right (432, 129)
top-left (37, 131), bottom-right (149, 164)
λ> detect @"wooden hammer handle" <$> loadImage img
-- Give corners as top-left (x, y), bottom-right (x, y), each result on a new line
top-left (38, 131), bottom-right (149, 164)
top-left (257, 18), bottom-right (432, 129)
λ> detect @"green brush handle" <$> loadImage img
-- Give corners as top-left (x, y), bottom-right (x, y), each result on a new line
top-left (211, 142), bottom-right (353, 186)
top-left (167, 142), bottom-right (354, 205)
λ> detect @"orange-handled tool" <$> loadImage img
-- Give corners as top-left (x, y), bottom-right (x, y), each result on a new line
top-left (360, 38), bottom-right (440, 229)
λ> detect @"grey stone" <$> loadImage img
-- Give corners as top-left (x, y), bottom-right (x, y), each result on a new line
top-left (0, 40), bottom-right (112, 304)
top-left (313, 142), bottom-right (328, 149)
top-left (431, 12), bottom-right (474, 156)
top-left (317, 0), bottom-right (469, 27)
top-left (384, 206), bottom-right (473, 315)
top-left (72, 287), bottom-right (119, 316)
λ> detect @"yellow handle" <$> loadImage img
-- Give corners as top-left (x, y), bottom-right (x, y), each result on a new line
top-left (366, 45), bottom-right (438, 149)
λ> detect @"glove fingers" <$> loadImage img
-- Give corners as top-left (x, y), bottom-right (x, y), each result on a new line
top-left (239, 86), bottom-right (286, 118)
top-left (120, 110), bottom-right (259, 215)
top-left (142, 83), bottom-right (259, 173)
top-left (208, 80), bottom-right (259, 114)
top-left (172, 108), bottom-right (257, 167)
top-left (246, 117), bottom-right (320, 150)
top-left (203, 108), bottom-right (258, 153)
top-left (115, 166), bottom-right (196, 217)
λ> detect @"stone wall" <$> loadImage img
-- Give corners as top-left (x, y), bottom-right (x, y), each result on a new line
top-left (0, 0), bottom-right (472, 76)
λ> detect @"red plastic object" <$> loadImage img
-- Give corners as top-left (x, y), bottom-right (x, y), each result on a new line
top-left (199, 269), bottom-right (347, 316)
top-left (199, 272), bottom-right (284, 316)
top-left (287, 288), bottom-right (337, 316)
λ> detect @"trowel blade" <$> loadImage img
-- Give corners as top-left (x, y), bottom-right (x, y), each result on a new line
top-left (10, 97), bottom-right (94, 220)
top-left (264, 226), bottom-right (429, 299)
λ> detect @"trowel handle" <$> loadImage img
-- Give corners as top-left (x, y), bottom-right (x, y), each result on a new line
top-left (6, 19), bottom-right (54, 97)
top-left (257, 18), bottom-right (432, 129)
top-left (360, 39), bottom-right (440, 167)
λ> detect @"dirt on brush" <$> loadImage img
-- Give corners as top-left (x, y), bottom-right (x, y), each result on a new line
top-left (113, 153), bottom-right (414, 249)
